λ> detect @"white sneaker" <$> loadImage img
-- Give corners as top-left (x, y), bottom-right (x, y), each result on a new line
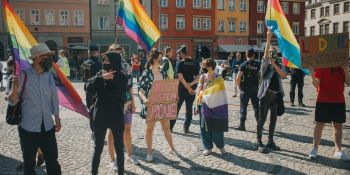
top-left (220, 148), bottom-right (227, 155)
top-left (146, 153), bottom-right (153, 162)
top-left (334, 151), bottom-right (350, 161)
top-left (169, 150), bottom-right (180, 156)
top-left (202, 149), bottom-right (212, 156)
top-left (308, 148), bottom-right (318, 159)
top-left (109, 161), bottom-right (115, 169)
top-left (126, 156), bottom-right (140, 165)
top-left (112, 161), bottom-right (118, 172)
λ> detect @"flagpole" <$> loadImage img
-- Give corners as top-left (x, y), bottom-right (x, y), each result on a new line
top-left (115, 0), bottom-right (118, 44)
top-left (158, 0), bottom-right (161, 49)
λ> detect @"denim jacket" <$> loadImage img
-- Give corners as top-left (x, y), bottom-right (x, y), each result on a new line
top-left (257, 57), bottom-right (285, 99)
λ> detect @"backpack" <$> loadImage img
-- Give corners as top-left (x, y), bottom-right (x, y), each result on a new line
top-left (240, 61), bottom-right (260, 89)
top-left (81, 60), bottom-right (94, 82)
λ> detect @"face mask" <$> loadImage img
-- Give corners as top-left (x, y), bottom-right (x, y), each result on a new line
top-left (271, 51), bottom-right (277, 58)
top-left (40, 57), bottom-right (52, 72)
top-left (102, 63), bottom-right (112, 71)
top-left (202, 67), bottom-right (209, 73)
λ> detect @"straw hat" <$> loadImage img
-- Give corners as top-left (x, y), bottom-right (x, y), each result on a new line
top-left (29, 43), bottom-right (54, 60)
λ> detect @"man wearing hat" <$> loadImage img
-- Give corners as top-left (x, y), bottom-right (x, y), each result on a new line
top-left (57, 50), bottom-right (70, 78)
top-left (235, 47), bottom-right (260, 132)
top-left (8, 43), bottom-right (62, 174)
top-left (170, 45), bottom-right (200, 133)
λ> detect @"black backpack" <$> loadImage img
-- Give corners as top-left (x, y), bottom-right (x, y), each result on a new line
top-left (240, 61), bottom-right (260, 89)
top-left (81, 60), bottom-right (94, 82)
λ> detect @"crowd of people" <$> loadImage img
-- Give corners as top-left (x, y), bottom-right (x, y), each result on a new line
top-left (3, 29), bottom-right (350, 175)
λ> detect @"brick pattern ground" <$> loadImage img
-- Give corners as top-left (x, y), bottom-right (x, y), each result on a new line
top-left (0, 78), bottom-right (349, 175)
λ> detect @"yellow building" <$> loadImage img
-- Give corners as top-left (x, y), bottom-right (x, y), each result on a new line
top-left (215, 0), bottom-right (250, 58)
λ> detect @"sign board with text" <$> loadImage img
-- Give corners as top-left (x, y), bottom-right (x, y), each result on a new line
top-left (147, 79), bottom-right (179, 121)
top-left (301, 33), bottom-right (349, 68)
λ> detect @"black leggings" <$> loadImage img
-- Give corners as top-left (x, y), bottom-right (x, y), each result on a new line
top-left (257, 91), bottom-right (278, 143)
top-left (91, 126), bottom-right (124, 175)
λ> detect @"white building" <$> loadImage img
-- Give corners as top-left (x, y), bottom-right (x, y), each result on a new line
top-left (304, 0), bottom-right (349, 36)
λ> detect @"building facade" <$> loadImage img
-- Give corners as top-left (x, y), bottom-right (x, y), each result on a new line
top-left (249, 0), bottom-right (306, 53)
top-left (216, 0), bottom-right (250, 59)
top-left (152, 0), bottom-right (216, 57)
top-left (0, 0), bottom-right (7, 60)
top-left (304, 0), bottom-right (349, 36)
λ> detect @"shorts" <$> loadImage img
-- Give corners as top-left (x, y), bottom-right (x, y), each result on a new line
top-left (315, 102), bottom-right (346, 123)
top-left (124, 110), bottom-right (133, 125)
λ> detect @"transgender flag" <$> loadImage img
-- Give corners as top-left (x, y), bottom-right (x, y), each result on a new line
top-left (3, 0), bottom-right (89, 117)
top-left (200, 76), bottom-right (228, 132)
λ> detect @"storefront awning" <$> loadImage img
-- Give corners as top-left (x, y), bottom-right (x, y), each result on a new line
top-left (218, 45), bottom-right (250, 52)
top-left (69, 45), bottom-right (89, 50)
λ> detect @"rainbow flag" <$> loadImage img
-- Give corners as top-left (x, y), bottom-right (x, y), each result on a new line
top-left (265, 0), bottom-right (308, 73)
top-left (197, 76), bottom-right (228, 132)
top-left (3, 0), bottom-right (89, 117)
top-left (116, 0), bottom-right (160, 52)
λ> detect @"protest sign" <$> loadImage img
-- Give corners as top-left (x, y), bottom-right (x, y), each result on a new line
top-left (300, 33), bottom-right (349, 68)
top-left (147, 79), bottom-right (179, 121)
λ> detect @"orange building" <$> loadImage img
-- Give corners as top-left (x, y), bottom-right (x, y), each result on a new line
top-left (152, 0), bottom-right (216, 57)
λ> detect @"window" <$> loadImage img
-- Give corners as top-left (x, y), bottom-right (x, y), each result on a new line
top-left (97, 0), bottom-right (110, 5)
top-left (311, 9), bottom-right (316, 18)
top-left (30, 9), bottom-right (40, 25)
top-left (59, 10), bottom-right (69, 25)
top-left (333, 23), bottom-right (338, 34)
top-left (160, 14), bottom-right (168, 29)
top-left (239, 21), bottom-right (246, 32)
top-left (218, 21), bottom-right (225, 32)
top-left (74, 10), bottom-right (83, 26)
top-left (229, 0), bottom-right (235, 11)
top-left (236, 39), bottom-right (242, 45)
top-left (281, 2), bottom-right (289, 14)
top-left (193, 17), bottom-right (202, 30)
top-left (320, 7), bottom-right (324, 17)
top-left (334, 4), bottom-right (339, 15)
top-left (98, 16), bottom-right (109, 30)
top-left (292, 22), bottom-right (299, 34)
top-left (344, 2), bottom-right (349, 13)
top-left (229, 21), bottom-right (235, 32)
top-left (257, 20), bottom-right (264, 34)
top-left (15, 9), bottom-right (25, 22)
top-left (176, 16), bottom-right (185, 30)
top-left (176, 0), bottom-right (185, 8)
top-left (202, 18), bottom-right (211, 30)
top-left (257, 1), bottom-right (265, 13)
top-left (45, 10), bottom-right (55, 25)
top-left (293, 3), bottom-right (300, 14)
top-left (325, 6), bottom-right (330, 16)
top-left (343, 21), bottom-right (349, 33)
top-left (217, 0), bottom-right (224, 10)
top-left (240, 0), bottom-right (246, 11)
top-left (161, 0), bottom-right (168, 7)
top-left (193, 0), bottom-right (201, 8)
top-left (325, 24), bottom-right (329, 34)
top-left (320, 24), bottom-right (324, 35)
top-left (203, 0), bottom-right (211, 8)
top-left (310, 26), bottom-right (315, 36)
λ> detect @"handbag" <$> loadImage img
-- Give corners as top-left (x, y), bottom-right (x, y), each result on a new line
top-left (6, 71), bottom-right (28, 125)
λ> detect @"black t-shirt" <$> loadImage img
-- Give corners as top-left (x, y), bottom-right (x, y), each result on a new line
top-left (239, 60), bottom-right (260, 89)
top-left (268, 71), bottom-right (280, 92)
top-left (177, 58), bottom-right (199, 88)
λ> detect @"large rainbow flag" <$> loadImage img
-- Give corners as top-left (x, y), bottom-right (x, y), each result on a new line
top-left (116, 0), bottom-right (160, 52)
top-left (265, 0), bottom-right (308, 74)
top-left (197, 76), bottom-right (228, 132)
top-left (3, 0), bottom-right (89, 117)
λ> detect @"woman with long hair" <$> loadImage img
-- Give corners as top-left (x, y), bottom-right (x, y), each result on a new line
top-left (138, 49), bottom-right (178, 162)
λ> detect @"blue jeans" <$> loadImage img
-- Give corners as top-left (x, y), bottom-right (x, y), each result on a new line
top-left (240, 87), bottom-right (259, 125)
top-left (200, 127), bottom-right (224, 150)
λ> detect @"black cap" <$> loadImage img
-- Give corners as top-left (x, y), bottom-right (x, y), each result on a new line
top-left (89, 46), bottom-right (99, 52)
top-left (246, 47), bottom-right (255, 55)
top-left (176, 45), bottom-right (187, 54)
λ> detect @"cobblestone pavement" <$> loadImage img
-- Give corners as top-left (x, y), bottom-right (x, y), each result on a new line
top-left (0, 77), bottom-right (349, 175)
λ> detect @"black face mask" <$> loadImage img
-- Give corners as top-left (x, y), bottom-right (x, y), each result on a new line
top-left (102, 63), bottom-right (112, 71)
top-left (40, 57), bottom-right (52, 72)
top-left (202, 67), bottom-right (209, 73)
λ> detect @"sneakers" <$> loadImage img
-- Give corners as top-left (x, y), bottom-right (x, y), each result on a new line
top-left (266, 141), bottom-right (281, 151)
top-left (290, 101), bottom-right (295, 107)
top-left (146, 153), bottom-right (153, 162)
top-left (334, 151), bottom-right (350, 161)
top-left (126, 156), bottom-right (140, 165)
top-left (233, 124), bottom-right (246, 131)
top-left (219, 148), bottom-right (227, 155)
top-left (257, 143), bottom-right (268, 154)
top-left (110, 161), bottom-right (118, 172)
top-left (36, 153), bottom-right (45, 167)
top-left (232, 94), bottom-right (237, 97)
top-left (170, 150), bottom-right (180, 157)
top-left (298, 102), bottom-right (306, 107)
top-left (202, 149), bottom-right (212, 156)
top-left (184, 127), bottom-right (189, 133)
top-left (308, 148), bottom-right (318, 159)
